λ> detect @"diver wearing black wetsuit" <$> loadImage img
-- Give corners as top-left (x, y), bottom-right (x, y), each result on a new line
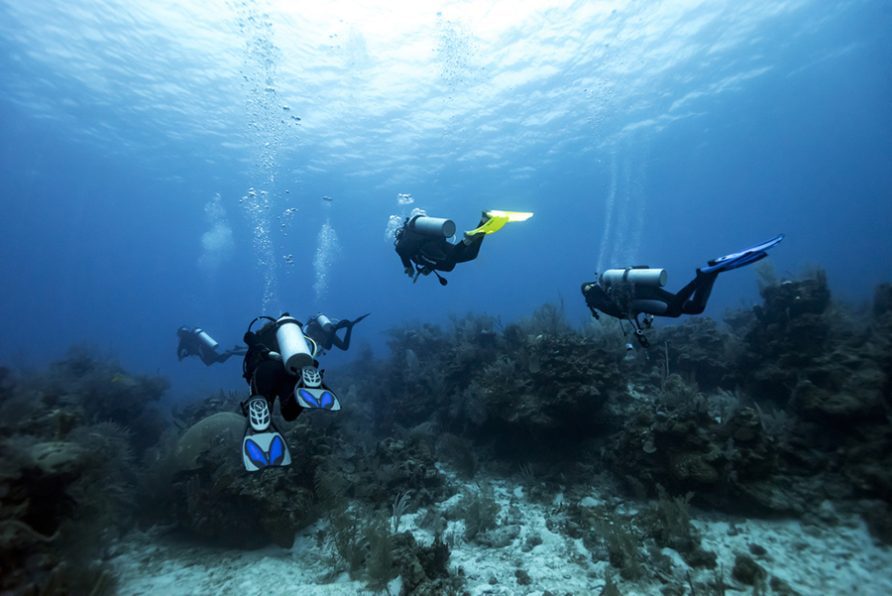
top-left (177, 326), bottom-right (246, 366)
top-left (582, 234), bottom-right (785, 346)
top-left (303, 313), bottom-right (370, 353)
top-left (241, 317), bottom-right (305, 421)
top-left (395, 213), bottom-right (488, 285)
top-left (582, 270), bottom-right (719, 321)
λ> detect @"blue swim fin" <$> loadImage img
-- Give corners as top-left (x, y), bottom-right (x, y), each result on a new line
top-left (294, 366), bottom-right (342, 411)
top-left (701, 234), bottom-right (784, 274)
top-left (242, 397), bottom-right (292, 472)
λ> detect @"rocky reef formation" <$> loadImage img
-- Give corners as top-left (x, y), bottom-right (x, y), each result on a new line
top-left (602, 270), bottom-right (892, 538)
top-left (0, 348), bottom-right (167, 594)
top-left (369, 305), bottom-right (626, 458)
top-left (2, 271), bottom-right (891, 593)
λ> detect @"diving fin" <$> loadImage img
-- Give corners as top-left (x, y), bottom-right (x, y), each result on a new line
top-left (294, 366), bottom-right (342, 411)
top-left (701, 234), bottom-right (784, 274)
top-left (352, 312), bottom-right (371, 326)
top-left (465, 210), bottom-right (534, 236)
top-left (243, 428), bottom-right (291, 472)
top-left (242, 397), bottom-right (292, 472)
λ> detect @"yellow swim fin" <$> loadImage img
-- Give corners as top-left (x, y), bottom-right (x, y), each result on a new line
top-left (465, 210), bottom-right (534, 236)
top-left (487, 210), bottom-right (534, 222)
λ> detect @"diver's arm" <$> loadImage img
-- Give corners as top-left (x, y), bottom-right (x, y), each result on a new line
top-left (396, 234), bottom-right (422, 275)
top-left (177, 336), bottom-right (198, 360)
top-left (580, 283), bottom-right (601, 319)
top-left (399, 252), bottom-right (415, 274)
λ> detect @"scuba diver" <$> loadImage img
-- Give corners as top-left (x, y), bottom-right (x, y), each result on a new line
top-left (176, 326), bottom-right (246, 366)
top-left (582, 234), bottom-right (784, 347)
top-left (239, 313), bottom-right (342, 472)
top-left (303, 312), bottom-right (370, 353)
top-left (394, 209), bottom-right (533, 285)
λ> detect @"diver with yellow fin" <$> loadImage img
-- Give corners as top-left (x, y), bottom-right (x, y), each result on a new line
top-left (394, 209), bottom-right (533, 286)
top-left (239, 313), bottom-right (341, 472)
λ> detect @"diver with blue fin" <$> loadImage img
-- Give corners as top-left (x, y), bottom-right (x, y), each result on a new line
top-left (240, 313), bottom-right (341, 472)
top-left (395, 210), bottom-right (533, 286)
top-left (582, 234), bottom-right (784, 347)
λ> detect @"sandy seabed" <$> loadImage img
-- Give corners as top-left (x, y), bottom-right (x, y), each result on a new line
top-left (111, 476), bottom-right (892, 596)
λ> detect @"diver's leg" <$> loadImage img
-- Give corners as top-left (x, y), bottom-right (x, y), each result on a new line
top-left (242, 360), bottom-right (296, 471)
top-left (667, 270), bottom-right (718, 315)
top-left (461, 213), bottom-right (490, 245)
top-left (201, 349), bottom-right (220, 366)
top-left (450, 234), bottom-right (484, 264)
top-left (215, 349), bottom-right (239, 363)
top-left (254, 360), bottom-right (302, 421)
top-left (251, 359), bottom-right (288, 409)
top-left (331, 320), bottom-right (353, 351)
top-left (279, 383), bottom-right (302, 421)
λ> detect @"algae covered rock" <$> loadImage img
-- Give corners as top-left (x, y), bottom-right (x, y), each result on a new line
top-left (653, 318), bottom-right (734, 391)
top-left (604, 393), bottom-right (781, 512)
top-left (790, 379), bottom-right (882, 421)
top-left (369, 309), bottom-right (626, 458)
top-left (353, 437), bottom-right (448, 506)
top-left (171, 416), bottom-right (329, 548)
top-left (28, 441), bottom-right (86, 479)
top-left (873, 283), bottom-right (892, 317)
top-left (478, 334), bottom-right (624, 448)
top-left (737, 271), bottom-right (833, 401)
top-left (174, 412), bottom-right (244, 472)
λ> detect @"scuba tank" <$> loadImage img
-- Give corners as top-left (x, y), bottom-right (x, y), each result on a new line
top-left (409, 215), bottom-right (456, 238)
top-left (275, 315), bottom-right (314, 375)
top-left (600, 267), bottom-right (668, 288)
top-left (194, 329), bottom-right (219, 351)
top-left (313, 313), bottom-right (335, 333)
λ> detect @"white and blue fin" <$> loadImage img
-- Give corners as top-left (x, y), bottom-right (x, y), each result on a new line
top-left (701, 234), bottom-right (784, 274)
top-left (242, 396), bottom-right (292, 472)
top-left (295, 366), bottom-right (341, 411)
top-left (243, 429), bottom-right (292, 472)
top-left (295, 386), bottom-right (341, 410)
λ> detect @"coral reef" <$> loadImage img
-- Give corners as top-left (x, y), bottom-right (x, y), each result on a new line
top-left (0, 349), bottom-right (159, 593)
top-left (368, 307), bottom-right (626, 461)
top-left (651, 317), bottom-right (735, 391)
top-left (3, 274), bottom-right (892, 593)
top-left (737, 271), bottom-right (833, 401)
top-left (603, 390), bottom-right (783, 512)
top-left (600, 271), bottom-right (892, 545)
top-left (165, 412), bottom-right (323, 548)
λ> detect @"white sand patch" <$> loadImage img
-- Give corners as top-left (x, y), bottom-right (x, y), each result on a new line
top-left (111, 477), bottom-right (892, 595)
top-left (695, 510), bottom-right (892, 594)
top-left (110, 524), bottom-right (374, 596)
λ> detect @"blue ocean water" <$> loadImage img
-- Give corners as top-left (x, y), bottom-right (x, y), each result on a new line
top-left (0, 0), bottom-right (890, 400)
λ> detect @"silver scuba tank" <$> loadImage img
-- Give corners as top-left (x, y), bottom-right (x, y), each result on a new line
top-left (314, 314), bottom-right (334, 332)
top-left (275, 315), bottom-right (313, 375)
top-left (410, 215), bottom-right (456, 238)
top-left (194, 329), bottom-right (219, 351)
top-left (600, 268), bottom-right (668, 288)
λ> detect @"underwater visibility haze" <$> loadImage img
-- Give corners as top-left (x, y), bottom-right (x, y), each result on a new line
top-left (1, 0), bottom-right (891, 594)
